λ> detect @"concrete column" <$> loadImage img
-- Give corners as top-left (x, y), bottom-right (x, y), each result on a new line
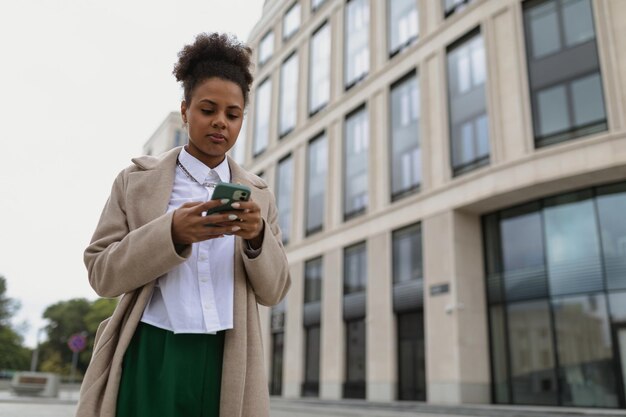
top-left (369, 90), bottom-right (389, 214)
top-left (284, 261), bottom-right (304, 398)
top-left (330, 4), bottom-right (345, 101)
top-left (328, 119), bottom-right (343, 228)
top-left (366, 232), bottom-right (396, 401)
top-left (297, 40), bottom-right (310, 130)
top-left (370, 0), bottom-right (386, 73)
top-left (423, 209), bottom-right (490, 404)
top-left (320, 248), bottom-right (344, 399)
top-left (420, 0), bottom-right (442, 38)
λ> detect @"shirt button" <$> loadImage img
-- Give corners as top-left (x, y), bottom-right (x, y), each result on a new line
top-left (199, 255), bottom-right (207, 261)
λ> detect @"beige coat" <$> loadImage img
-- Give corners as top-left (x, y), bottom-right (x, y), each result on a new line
top-left (75, 147), bottom-right (290, 417)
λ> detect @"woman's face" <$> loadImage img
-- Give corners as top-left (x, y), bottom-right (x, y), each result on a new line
top-left (181, 77), bottom-right (245, 168)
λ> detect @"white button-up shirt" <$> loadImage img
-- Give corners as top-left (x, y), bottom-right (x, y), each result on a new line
top-left (141, 147), bottom-right (234, 334)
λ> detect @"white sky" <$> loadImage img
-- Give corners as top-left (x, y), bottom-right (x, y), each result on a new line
top-left (0, 0), bottom-right (264, 348)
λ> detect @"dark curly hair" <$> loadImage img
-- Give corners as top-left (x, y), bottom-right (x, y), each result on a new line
top-left (173, 33), bottom-right (253, 106)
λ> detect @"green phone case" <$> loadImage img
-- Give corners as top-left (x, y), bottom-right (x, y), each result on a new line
top-left (205, 183), bottom-right (251, 215)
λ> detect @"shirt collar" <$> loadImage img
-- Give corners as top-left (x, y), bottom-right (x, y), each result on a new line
top-left (179, 147), bottom-right (231, 184)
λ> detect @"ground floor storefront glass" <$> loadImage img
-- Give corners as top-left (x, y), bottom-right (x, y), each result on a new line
top-left (483, 181), bottom-right (626, 408)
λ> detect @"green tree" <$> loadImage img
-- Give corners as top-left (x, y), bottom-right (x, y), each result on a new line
top-left (39, 297), bottom-right (117, 376)
top-left (0, 275), bottom-right (31, 370)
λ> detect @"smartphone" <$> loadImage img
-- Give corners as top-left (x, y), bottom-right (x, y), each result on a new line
top-left (205, 183), bottom-right (251, 216)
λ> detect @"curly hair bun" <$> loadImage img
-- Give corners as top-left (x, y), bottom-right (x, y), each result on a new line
top-left (173, 33), bottom-right (254, 105)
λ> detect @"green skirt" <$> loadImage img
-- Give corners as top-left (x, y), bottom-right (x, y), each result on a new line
top-left (116, 322), bottom-right (225, 417)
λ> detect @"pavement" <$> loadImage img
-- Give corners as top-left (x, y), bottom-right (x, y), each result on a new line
top-left (2, 389), bottom-right (626, 417)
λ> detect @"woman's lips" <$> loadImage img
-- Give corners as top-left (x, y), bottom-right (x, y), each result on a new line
top-left (207, 134), bottom-right (226, 143)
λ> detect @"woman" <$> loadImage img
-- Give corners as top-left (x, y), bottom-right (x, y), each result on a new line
top-left (75, 33), bottom-right (290, 417)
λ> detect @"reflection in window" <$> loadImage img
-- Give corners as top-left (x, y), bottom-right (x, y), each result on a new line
top-left (523, 0), bottom-right (606, 147)
top-left (253, 78), bottom-right (272, 156)
top-left (309, 23), bottom-right (331, 115)
top-left (303, 325), bottom-right (321, 397)
top-left (489, 305), bottom-right (510, 403)
top-left (276, 156), bottom-right (293, 244)
top-left (279, 53), bottom-right (299, 137)
top-left (259, 31), bottom-right (274, 65)
top-left (344, 319), bottom-right (366, 398)
top-left (543, 191), bottom-right (603, 296)
top-left (597, 183), bottom-right (626, 290)
top-left (312, 0), bottom-right (326, 11)
top-left (306, 133), bottom-right (327, 234)
top-left (507, 300), bottom-right (558, 405)
top-left (345, 0), bottom-right (369, 88)
top-left (447, 30), bottom-right (489, 175)
top-left (283, 3), bottom-right (301, 40)
top-left (397, 311), bottom-right (426, 400)
top-left (344, 107), bottom-right (369, 219)
top-left (552, 294), bottom-right (618, 407)
top-left (388, 0), bottom-right (418, 56)
top-left (304, 257), bottom-right (323, 304)
top-left (344, 242), bottom-right (367, 295)
top-left (392, 223), bottom-right (422, 284)
top-left (390, 73), bottom-right (421, 199)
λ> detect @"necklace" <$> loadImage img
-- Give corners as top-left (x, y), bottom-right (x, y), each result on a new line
top-left (176, 157), bottom-right (218, 188)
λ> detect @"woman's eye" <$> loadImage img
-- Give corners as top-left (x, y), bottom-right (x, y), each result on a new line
top-left (228, 114), bottom-right (240, 120)
top-left (201, 109), bottom-right (213, 114)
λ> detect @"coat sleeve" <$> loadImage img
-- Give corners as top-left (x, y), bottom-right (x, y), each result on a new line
top-left (84, 170), bottom-right (191, 298)
top-left (241, 191), bottom-right (291, 307)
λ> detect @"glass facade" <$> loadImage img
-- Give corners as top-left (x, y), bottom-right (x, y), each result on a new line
top-left (390, 72), bottom-right (421, 199)
top-left (344, 242), bottom-right (367, 295)
top-left (279, 52), bottom-right (299, 137)
top-left (345, 0), bottom-right (369, 88)
top-left (253, 78), bottom-right (272, 156)
top-left (309, 22), bottom-right (331, 115)
top-left (344, 106), bottom-right (369, 220)
top-left (388, 0), bottom-right (418, 56)
top-left (259, 30), bottom-right (274, 65)
top-left (523, 0), bottom-right (607, 147)
top-left (276, 155), bottom-right (293, 244)
top-left (304, 257), bottom-right (323, 304)
top-left (306, 133), bottom-right (327, 235)
top-left (344, 318), bottom-right (366, 398)
top-left (447, 29), bottom-right (489, 175)
top-left (484, 181), bottom-right (626, 408)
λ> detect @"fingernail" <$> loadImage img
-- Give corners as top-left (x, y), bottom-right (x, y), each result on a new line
top-left (220, 199), bottom-right (230, 204)
top-left (231, 226), bottom-right (241, 232)
top-left (228, 214), bottom-right (238, 221)
top-left (231, 202), bottom-right (241, 209)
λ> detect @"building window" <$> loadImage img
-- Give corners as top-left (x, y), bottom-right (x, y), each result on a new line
top-left (344, 318), bottom-right (366, 398)
top-left (279, 52), bottom-right (299, 137)
top-left (303, 257), bottom-right (322, 397)
top-left (390, 72), bottom-right (421, 199)
top-left (312, 0), bottom-right (327, 11)
top-left (397, 311), bottom-right (425, 401)
top-left (523, 0), bottom-right (606, 147)
top-left (344, 106), bottom-right (369, 220)
top-left (259, 30), bottom-right (274, 65)
top-left (443, 0), bottom-right (474, 18)
top-left (283, 2), bottom-right (301, 40)
top-left (344, 242), bottom-right (367, 295)
top-left (276, 155), bottom-right (293, 244)
top-left (392, 223), bottom-right (422, 284)
top-left (253, 78), bottom-right (272, 156)
top-left (345, 0), bottom-right (370, 89)
top-left (446, 29), bottom-right (489, 175)
top-left (483, 181), bottom-right (626, 408)
top-left (270, 299), bottom-right (286, 396)
top-left (306, 133), bottom-right (327, 235)
top-left (388, 0), bottom-right (418, 57)
top-left (309, 22), bottom-right (331, 115)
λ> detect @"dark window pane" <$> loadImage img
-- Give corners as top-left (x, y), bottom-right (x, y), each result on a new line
top-left (507, 300), bottom-right (558, 405)
top-left (484, 213), bottom-right (504, 304)
top-left (500, 203), bottom-right (548, 301)
top-left (344, 319), bottom-right (366, 398)
top-left (543, 191), bottom-right (603, 295)
top-left (303, 325), bottom-right (320, 397)
top-left (271, 332), bottom-right (284, 396)
top-left (597, 183), bottom-right (626, 290)
top-left (344, 108), bottom-right (369, 218)
top-left (608, 291), bottom-right (626, 322)
top-left (528, 0), bottom-right (561, 59)
top-left (397, 311), bottom-right (426, 401)
top-left (304, 257), bottom-right (323, 303)
top-left (344, 242), bottom-right (367, 295)
top-left (306, 134), bottom-right (327, 234)
top-left (536, 84), bottom-right (569, 137)
top-left (276, 156), bottom-right (294, 244)
top-left (571, 73), bottom-right (606, 128)
top-left (390, 73), bottom-right (421, 197)
top-left (562, 0), bottom-right (595, 47)
top-left (552, 294), bottom-right (618, 407)
top-left (489, 305), bottom-right (510, 403)
top-left (392, 223), bottom-right (422, 284)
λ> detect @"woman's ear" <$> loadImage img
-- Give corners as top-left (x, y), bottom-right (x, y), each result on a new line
top-left (181, 101), bottom-right (188, 124)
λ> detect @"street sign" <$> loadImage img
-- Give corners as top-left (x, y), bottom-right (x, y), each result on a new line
top-left (67, 333), bottom-right (87, 353)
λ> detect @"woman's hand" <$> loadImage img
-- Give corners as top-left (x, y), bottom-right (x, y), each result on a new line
top-left (171, 199), bottom-right (264, 248)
